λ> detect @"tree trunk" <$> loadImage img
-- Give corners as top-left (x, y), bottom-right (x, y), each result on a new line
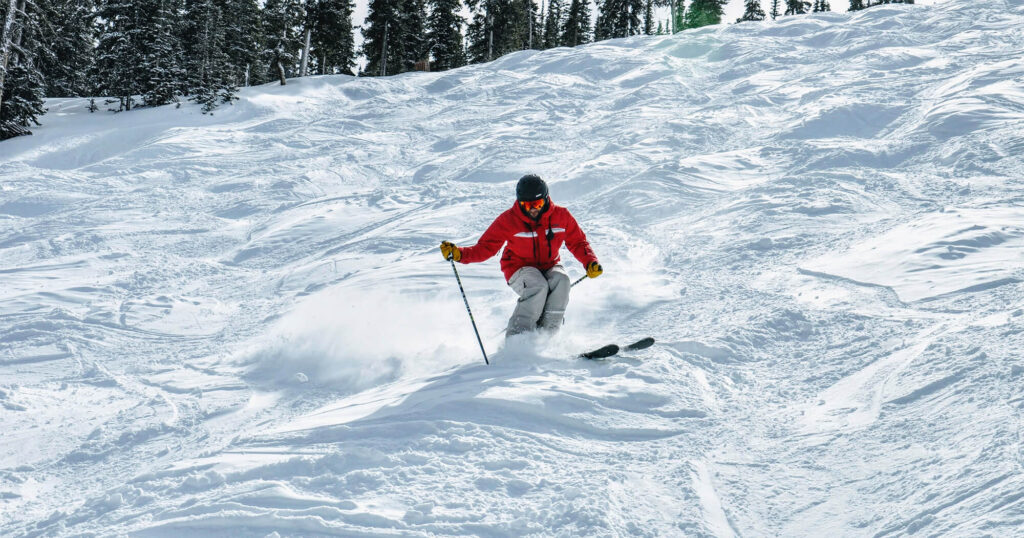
top-left (0, 0), bottom-right (21, 118)
top-left (300, 27), bottom-right (311, 77)
top-left (380, 20), bottom-right (388, 76)
top-left (277, 59), bottom-right (286, 85)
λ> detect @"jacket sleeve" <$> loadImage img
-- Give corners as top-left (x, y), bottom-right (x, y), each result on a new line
top-left (458, 213), bottom-right (510, 264)
top-left (563, 210), bottom-right (598, 267)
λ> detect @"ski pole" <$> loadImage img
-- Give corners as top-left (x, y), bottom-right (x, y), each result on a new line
top-left (448, 256), bottom-right (489, 365)
top-left (571, 274), bottom-right (587, 288)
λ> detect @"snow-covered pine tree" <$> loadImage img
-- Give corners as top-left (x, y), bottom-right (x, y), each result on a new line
top-left (221, 0), bottom-right (262, 85)
top-left (671, 0), bottom-right (684, 32)
top-left (139, 0), bottom-right (186, 107)
top-left (594, 0), bottom-right (644, 41)
top-left (737, 0), bottom-right (766, 22)
top-left (183, 0), bottom-right (234, 112)
top-left (400, 0), bottom-right (428, 71)
top-left (770, 0), bottom-right (780, 19)
top-left (541, 0), bottom-right (563, 48)
top-left (465, 0), bottom-right (490, 63)
top-left (0, 0), bottom-right (22, 108)
top-left (784, 0), bottom-right (809, 15)
top-left (683, 0), bottom-right (725, 29)
top-left (1, 62), bottom-right (45, 139)
top-left (36, 0), bottom-right (96, 97)
top-left (311, 0), bottom-right (356, 75)
top-left (643, 0), bottom-right (653, 35)
top-left (848, 0), bottom-right (864, 10)
top-left (503, 0), bottom-right (537, 52)
top-left (361, 0), bottom-right (402, 74)
top-left (261, 0), bottom-right (303, 83)
top-left (426, 0), bottom-right (465, 70)
top-left (531, 0), bottom-right (544, 48)
top-left (812, 0), bottom-right (829, 11)
top-left (466, 0), bottom-right (535, 64)
top-left (561, 0), bottom-right (591, 46)
top-left (93, 0), bottom-right (185, 109)
top-left (94, 0), bottom-right (147, 110)
top-left (0, 0), bottom-right (46, 139)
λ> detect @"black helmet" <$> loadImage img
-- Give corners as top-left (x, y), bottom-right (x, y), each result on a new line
top-left (516, 174), bottom-right (548, 202)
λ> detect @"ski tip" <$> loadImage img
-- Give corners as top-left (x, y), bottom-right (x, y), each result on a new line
top-left (624, 337), bottom-right (655, 351)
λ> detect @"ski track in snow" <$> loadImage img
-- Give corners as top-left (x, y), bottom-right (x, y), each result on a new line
top-left (3, 1), bottom-right (1024, 535)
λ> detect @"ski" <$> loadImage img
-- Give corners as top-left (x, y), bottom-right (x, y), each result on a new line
top-left (579, 337), bottom-right (655, 360)
top-left (579, 344), bottom-right (619, 360)
top-left (623, 337), bottom-right (655, 351)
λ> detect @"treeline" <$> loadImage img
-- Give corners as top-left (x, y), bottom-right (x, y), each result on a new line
top-left (1, 0), bottom-right (913, 140)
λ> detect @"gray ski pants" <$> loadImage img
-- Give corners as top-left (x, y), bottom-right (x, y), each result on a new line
top-left (506, 265), bottom-right (570, 337)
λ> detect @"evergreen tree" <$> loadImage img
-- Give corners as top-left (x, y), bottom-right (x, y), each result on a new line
top-left (262, 0), bottom-right (303, 83)
top-left (784, 0), bottom-right (809, 15)
top-left (311, 0), bottom-right (355, 74)
top-left (643, 0), bottom-right (654, 35)
top-left (401, 0), bottom-right (428, 70)
top-left (36, 0), bottom-right (96, 97)
top-left (93, 0), bottom-right (186, 110)
top-left (1, 0), bottom-right (46, 139)
top-left (1, 62), bottom-right (45, 139)
top-left (812, 0), bottom-right (829, 11)
top-left (466, 0), bottom-right (536, 64)
top-left (362, 0), bottom-right (427, 75)
top-left (315, 0), bottom-right (355, 74)
top-left (671, 0), bottom-right (684, 32)
top-left (183, 0), bottom-right (236, 112)
top-left (737, 0), bottom-right (766, 21)
top-left (362, 0), bottom-right (398, 74)
top-left (561, 0), bottom-right (591, 46)
top-left (595, 0), bottom-right (643, 40)
top-left (542, 0), bottom-right (563, 48)
top-left (848, 0), bottom-right (864, 10)
top-left (139, 0), bottom-right (186, 107)
top-left (770, 0), bottom-right (780, 18)
top-left (94, 0), bottom-right (148, 110)
top-left (427, 0), bottom-right (465, 70)
top-left (222, 0), bottom-right (262, 85)
top-left (465, 0), bottom-right (491, 63)
top-left (683, 0), bottom-right (725, 29)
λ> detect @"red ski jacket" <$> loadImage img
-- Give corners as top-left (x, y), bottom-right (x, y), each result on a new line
top-left (459, 201), bottom-right (598, 282)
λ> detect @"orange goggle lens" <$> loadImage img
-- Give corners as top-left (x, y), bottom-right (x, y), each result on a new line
top-left (519, 199), bottom-right (545, 211)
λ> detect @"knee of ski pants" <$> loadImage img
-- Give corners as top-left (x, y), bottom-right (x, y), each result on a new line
top-left (510, 267), bottom-right (549, 299)
top-left (546, 267), bottom-right (569, 291)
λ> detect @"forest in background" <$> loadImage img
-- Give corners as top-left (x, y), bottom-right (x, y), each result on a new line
top-left (0, 0), bottom-right (913, 140)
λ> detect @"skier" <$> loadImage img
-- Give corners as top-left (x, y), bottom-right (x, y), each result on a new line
top-left (440, 174), bottom-right (602, 337)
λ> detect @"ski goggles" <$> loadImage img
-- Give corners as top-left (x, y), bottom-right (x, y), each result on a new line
top-left (519, 198), bottom-right (546, 211)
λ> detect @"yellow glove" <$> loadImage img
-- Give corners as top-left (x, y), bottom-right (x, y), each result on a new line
top-left (440, 241), bottom-right (461, 262)
top-left (586, 261), bottom-right (603, 278)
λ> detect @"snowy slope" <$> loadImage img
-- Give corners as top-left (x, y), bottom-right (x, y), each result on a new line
top-left (3, 0), bottom-right (1024, 535)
